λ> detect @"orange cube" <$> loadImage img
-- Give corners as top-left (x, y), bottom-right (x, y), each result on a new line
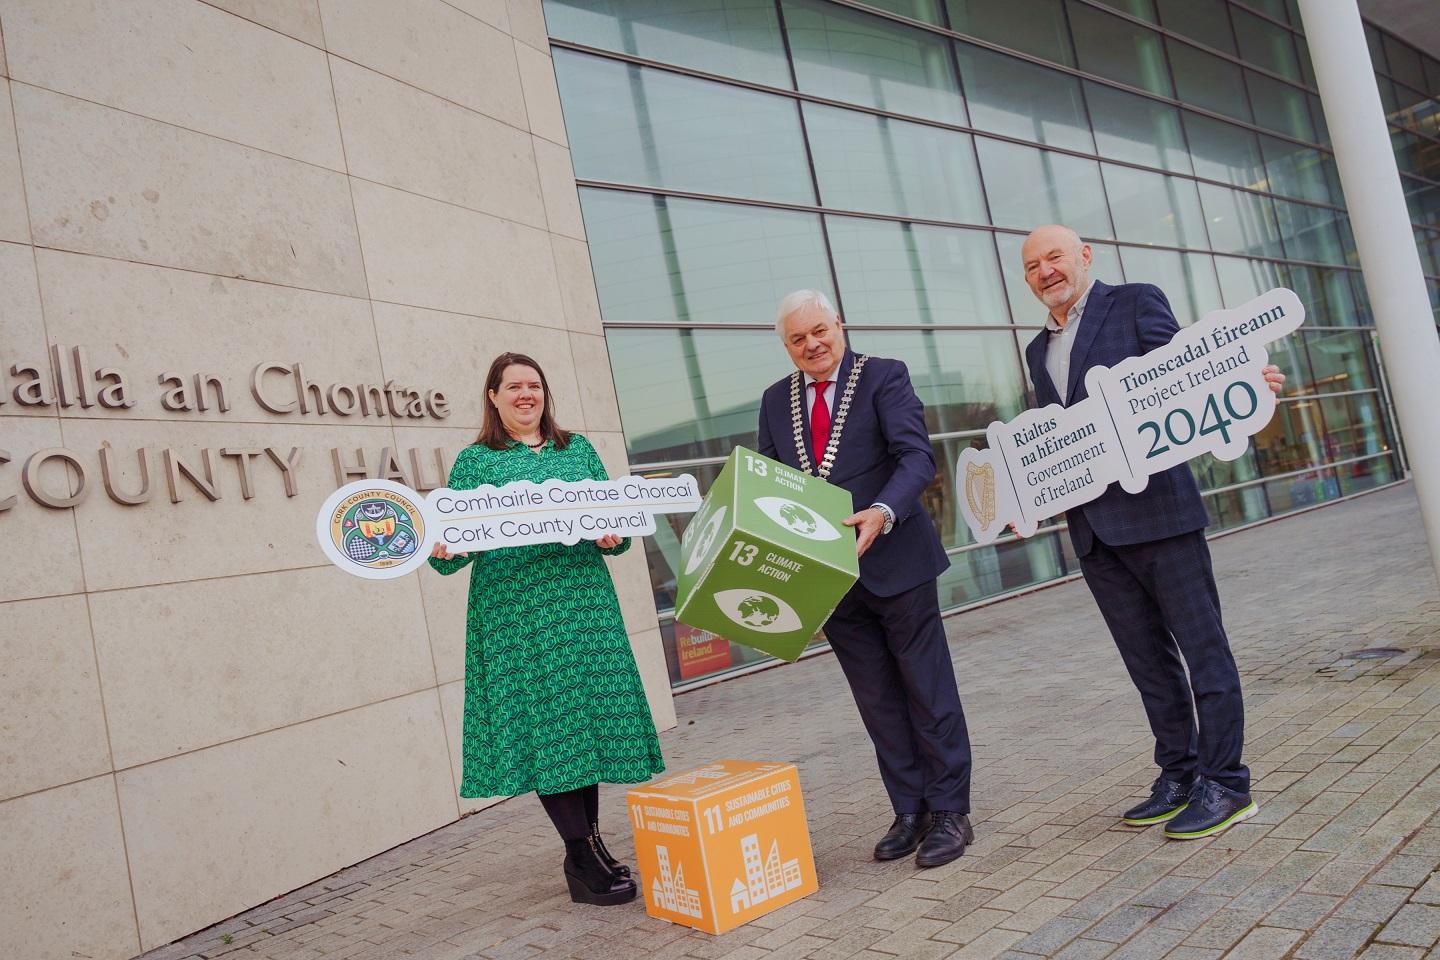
top-left (626, 760), bottom-right (818, 934)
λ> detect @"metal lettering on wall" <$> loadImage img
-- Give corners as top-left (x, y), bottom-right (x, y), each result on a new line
top-left (1, 345), bottom-right (458, 512)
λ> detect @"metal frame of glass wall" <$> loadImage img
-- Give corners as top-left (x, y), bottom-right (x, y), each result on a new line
top-left (541, 0), bottom-right (1434, 690)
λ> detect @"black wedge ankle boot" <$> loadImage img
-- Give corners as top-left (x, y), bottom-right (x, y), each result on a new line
top-left (563, 837), bottom-right (636, 906)
top-left (590, 821), bottom-right (631, 878)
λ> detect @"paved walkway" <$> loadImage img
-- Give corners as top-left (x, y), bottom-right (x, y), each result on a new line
top-left (145, 484), bottom-right (1440, 960)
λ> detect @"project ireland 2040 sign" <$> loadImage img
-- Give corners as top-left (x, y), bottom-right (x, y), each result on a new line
top-left (957, 288), bottom-right (1304, 544)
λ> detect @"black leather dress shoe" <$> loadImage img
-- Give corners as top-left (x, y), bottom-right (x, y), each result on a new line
top-left (916, 812), bottom-right (973, 868)
top-left (874, 813), bottom-right (931, 861)
top-left (1121, 776), bottom-right (1193, 826)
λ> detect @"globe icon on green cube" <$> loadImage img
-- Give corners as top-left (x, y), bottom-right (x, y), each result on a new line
top-left (675, 447), bottom-right (859, 662)
top-left (778, 502), bottom-right (818, 536)
top-left (737, 594), bottom-right (781, 627)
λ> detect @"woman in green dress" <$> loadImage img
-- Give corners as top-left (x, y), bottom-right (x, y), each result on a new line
top-left (428, 351), bottom-right (665, 906)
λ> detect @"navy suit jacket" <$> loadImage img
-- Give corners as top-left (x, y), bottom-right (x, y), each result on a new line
top-left (1024, 280), bottom-right (1210, 558)
top-left (758, 350), bottom-right (949, 598)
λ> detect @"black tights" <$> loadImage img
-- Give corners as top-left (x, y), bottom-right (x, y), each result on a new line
top-left (537, 783), bottom-right (600, 841)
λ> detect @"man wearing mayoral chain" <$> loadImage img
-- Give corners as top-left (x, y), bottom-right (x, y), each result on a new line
top-left (757, 290), bottom-right (975, 868)
top-left (1017, 224), bottom-right (1285, 840)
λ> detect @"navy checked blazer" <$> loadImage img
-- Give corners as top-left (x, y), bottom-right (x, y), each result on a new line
top-left (1024, 280), bottom-right (1210, 558)
top-left (758, 349), bottom-right (949, 598)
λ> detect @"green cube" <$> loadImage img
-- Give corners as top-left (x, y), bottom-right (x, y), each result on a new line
top-left (675, 447), bottom-right (860, 662)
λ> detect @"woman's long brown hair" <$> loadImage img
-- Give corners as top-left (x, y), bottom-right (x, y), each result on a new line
top-left (476, 352), bottom-right (572, 450)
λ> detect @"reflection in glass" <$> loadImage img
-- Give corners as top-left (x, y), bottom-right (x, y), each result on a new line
top-left (977, 139), bottom-right (1114, 238)
top-left (1102, 165), bottom-right (1209, 248)
top-left (803, 104), bottom-right (987, 223)
top-left (542, 0), bottom-right (793, 88)
top-left (607, 327), bottom-right (790, 462)
top-left (639, 460), bottom-right (726, 617)
top-left (1273, 199), bottom-right (1347, 266)
top-left (1085, 82), bottom-right (1191, 174)
top-left (1199, 184), bottom-right (1284, 258)
top-left (1245, 70), bottom-right (1315, 141)
top-left (1303, 330), bottom-right (1377, 395)
top-left (945, 0), bottom-right (1074, 67)
top-left (1170, 41), bottom-right (1251, 123)
top-left (843, 329), bottom-right (1028, 432)
top-left (1213, 254), bottom-right (1280, 305)
top-left (995, 233), bottom-right (1126, 324)
top-left (1184, 113), bottom-right (1267, 189)
top-left (1204, 487), bottom-right (1269, 529)
top-left (954, 43), bottom-right (1094, 153)
top-left (936, 528), bottom-right (1070, 608)
top-left (1068, 2), bottom-right (1173, 97)
top-left (1277, 264), bottom-right (1361, 328)
top-left (553, 50), bottom-right (815, 203)
top-left (1403, 179), bottom-right (1440, 230)
top-left (1259, 136), bottom-right (1336, 205)
top-left (826, 217), bottom-right (1012, 325)
top-left (579, 189), bottom-right (835, 326)
top-left (1231, 7), bottom-right (1300, 82)
top-left (1335, 450), bottom-right (1398, 497)
top-left (857, 0), bottom-right (946, 24)
top-left (1317, 393), bottom-right (1389, 466)
top-left (1383, 32), bottom-right (1429, 92)
top-left (1117, 247), bottom-right (1222, 325)
top-left (1253, 396), bottom-right (1325, 477)
top-left (1155, 0), bottom-right (1235, 55)
top-left (783, 0), bottom-right (966, 124)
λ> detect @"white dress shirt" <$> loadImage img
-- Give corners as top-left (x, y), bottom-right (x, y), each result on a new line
top-left (1044, 280), bottom-right (1094, 406)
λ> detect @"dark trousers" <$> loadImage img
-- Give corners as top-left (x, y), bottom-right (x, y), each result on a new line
top-left (1078, 529), bottom-right (1250, 794)
top-left (824, 578), bottom-right (972, 814)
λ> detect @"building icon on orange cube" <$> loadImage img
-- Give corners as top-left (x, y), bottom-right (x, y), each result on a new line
top-left (627, 760), bottom-right (818, 934)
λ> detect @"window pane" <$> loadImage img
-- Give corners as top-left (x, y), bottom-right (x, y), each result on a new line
top-left (1117, 247), bottom-right (1223, 324)
top-left (1295, 35), bottom-right (1316, 87)
top-left (1364, 23), bottom-right (1388, 73)
top-left (1254, 398), bottom-right (1327, 477)
top-left (1318, 394), bottom-right (1394, 471)
top-left (1092, 0), bottom-right (1156, 21)
top-left (977, 139), bottom-right (1115, 238)
top-left (579, 189), bottom-right (835, 326)
top-left (1085, 81), bottom-right (1192, 173)
top-left (955, 43), bottom-right (1094, 153)
top-left (554, 51), bottom-right (815, 203)
top-left (1243, 0), bottom-right (1289, 24)
top-left (994, 233), bottom-right (1126, 322)
top-left (804, 104), bottom-right (987, 223)
top-left (1310, 93), bottom-right (1329, 145)
top-left (1416, 227), bottom-right (1440, 277)
top-left (1213, 254), bottom-right (1280, 305)
top-left (860, 0), bottom-right (946, 22)
top-left (1156, 0), bottom-right (1235, 55)
top-left (935, 526), bottom-right (1070, 607)
top-left (1273, 199), bottom-right (1346, 265)
top-left (783, 0), bottom-right (966, 124)
top-left (1404, 177), bottom-right (1440, 230)
top-left (1068, 2), bottom-right (1173, 97)
top-left (1102, 165), bottom-right (1209, 248)
top-left (608, 327), bottom-right (783, 462)
top-left (1303, 330), bottom-right (1377, 395)
top-left (826, 217), bottom-right (1012, 325)
top-left (945, 0), bottom-right (1074, 67)
top-left (1184, 112), bottom-right (1266, 188)
top-left (1277, 264), bottom-right (1362, 328)
top-left (1426, 57), bottom-right (1440, 98)
top-left (1259, 135), bottom-right (1335, 204)
top-left (1245, 70), bottom-right (1316, 140)
top-left (1169, 40), bottom-right (1252, 122)
top-left (1382, 33), bottom-right (1428, 91)
top-left (1198, 184), bottom-right (1284, 258)
top-left (844, 330), bottom-right (1028, 430)
top-left (1232, 6), bottom-right (1300, 82)
top-left (542, 0), bottom-right (792, 88)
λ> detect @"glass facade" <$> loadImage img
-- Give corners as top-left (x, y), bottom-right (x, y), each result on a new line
top-left (543, 0), bottom-right (1432, 688)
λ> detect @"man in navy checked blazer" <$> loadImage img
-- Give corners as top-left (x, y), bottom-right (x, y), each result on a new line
top-left (1017, 225), bottom-right (1286, 840)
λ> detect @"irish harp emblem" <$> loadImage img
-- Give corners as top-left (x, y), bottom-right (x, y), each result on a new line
top-left (964, 462), bottom-right (997, 533)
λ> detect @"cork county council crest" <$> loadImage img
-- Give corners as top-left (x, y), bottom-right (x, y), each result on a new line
top-left (316, 479), bottom-right (431, 580)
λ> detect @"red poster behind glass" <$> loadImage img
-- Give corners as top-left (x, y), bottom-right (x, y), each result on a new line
top-left (675, 623), bottom-right (733, 680)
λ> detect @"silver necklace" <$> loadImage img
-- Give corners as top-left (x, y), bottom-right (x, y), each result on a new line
top-left (790, 355), bottom-right (868, 479)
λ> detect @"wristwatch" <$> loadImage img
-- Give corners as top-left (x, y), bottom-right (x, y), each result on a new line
top-left (871, 502), bottom-right (896, 536)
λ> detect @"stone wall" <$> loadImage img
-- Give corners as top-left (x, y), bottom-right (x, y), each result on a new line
top-left (0, 2), bottom-right (673, 956)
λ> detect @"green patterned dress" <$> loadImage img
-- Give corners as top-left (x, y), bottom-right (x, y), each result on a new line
top-left (428, 434), bottom-right (665, 798)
